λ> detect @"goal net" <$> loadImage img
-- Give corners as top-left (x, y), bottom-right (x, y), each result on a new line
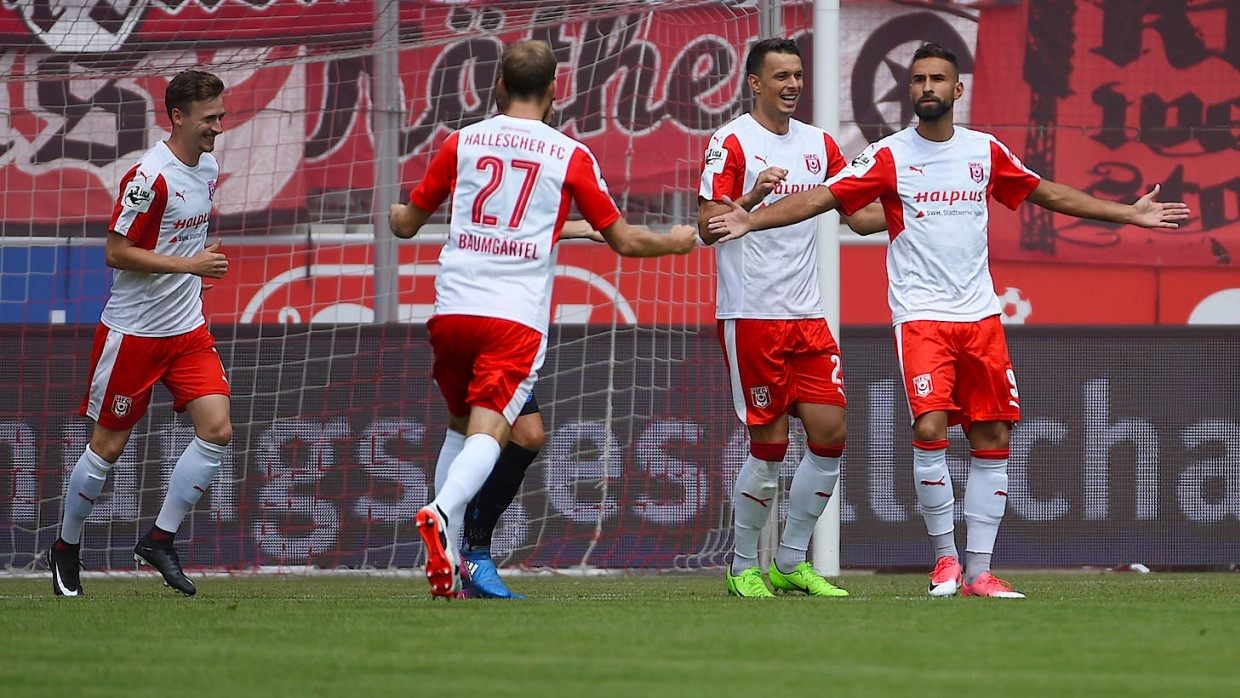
top-left (15, 0), bottom-right (1206, 578)
top-left (1, 0), bottom-right (814, 574)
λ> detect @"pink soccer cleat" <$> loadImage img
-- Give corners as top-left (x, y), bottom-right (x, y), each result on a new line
top-left (962, 571), bottom-right (1026, 599)
top-left (927, 555), bottom-right (963, 598)
top-left (416, 504), bottom-right (461, 598)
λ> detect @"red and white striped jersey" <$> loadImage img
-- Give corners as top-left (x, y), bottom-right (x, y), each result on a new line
top-left (827, 126), bottom-right (1040, 325)
top-left (699, 114), bottom-right (846, 319)
top-left (411, 114), bottom-right (621, 334)
top-left (103, 141), bottom-right (217, 337)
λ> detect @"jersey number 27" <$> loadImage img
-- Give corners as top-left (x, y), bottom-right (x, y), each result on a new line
top-left (473, 157), bottom-right (542, 229)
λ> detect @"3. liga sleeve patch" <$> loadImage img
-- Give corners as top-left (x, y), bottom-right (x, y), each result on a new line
top-left (121, 182), bottom-right (155, 212)
top-left (704, 147), bottom-right (727, 174)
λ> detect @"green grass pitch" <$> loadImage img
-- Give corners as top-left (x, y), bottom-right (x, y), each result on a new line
top-left (2, 572), bottom-right (1238, 697)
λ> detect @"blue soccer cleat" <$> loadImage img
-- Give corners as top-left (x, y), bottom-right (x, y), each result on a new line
top-left (459, 548), bottom-right (524, 599)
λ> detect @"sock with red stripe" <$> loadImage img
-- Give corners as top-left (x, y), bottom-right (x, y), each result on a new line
top-left (60, 446), bottom-right (113, 545)
top-left (155, 436), bottom-right (226, 533)
top-left (776, 443), bottom-right (842, 573)
top-left (913, 439), bottom-right (955, 548)
top-left (730, 451), bottom-right (782, 575)
top-left (964, 449), bottom-right (1009, 583)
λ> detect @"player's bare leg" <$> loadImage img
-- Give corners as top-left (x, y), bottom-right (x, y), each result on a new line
top-left (50, 424), bottom-right (131, 597)
top-left (135, 394), bottom-right (230, 596)
top-left (727, 417), bottom-right (784, 598)
top-left (768, 403), bottom-right (848, 597)
top-left (961, 420), bottom-right (1023, 598)
top-left (913, 410), bottom-right (962, 597)
top-left (418, 407), bottom-right (508, 598)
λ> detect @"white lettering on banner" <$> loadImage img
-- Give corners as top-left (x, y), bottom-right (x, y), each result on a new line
top-left (1083, 379), bottom-right (1160, 521)
top-left (543, 421), bottom-right (624, 524)
top-left (632, 420), bottom-right (707, 525)
top-left (159, 422), bottom-right (237, 522)
top-left (352, 419), bottom-right (427, 523)
top-left (1, 421), bottom-right (39, 525)
top-left (1178, 420), bottom-right (1240, 524)
top-left (1007, 420), bottom-right (1070, 521)
top-left (867, 379), bottom-right (906, 522)
top-left (6, 378), bottom-right (1240, 543)
top-left (252, 419), bottom-right (346, 560)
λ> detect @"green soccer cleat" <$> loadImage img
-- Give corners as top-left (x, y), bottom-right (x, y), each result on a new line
top-left (725, 566), bottom-right (775, 598)
top-left (768, 561), bottom-right (850, 597)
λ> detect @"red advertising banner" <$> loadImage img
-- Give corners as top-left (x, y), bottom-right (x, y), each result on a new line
top-left (974, 1), bottom-right (1240, 266)
top-left (203, 241), bottom-right (1240, 327)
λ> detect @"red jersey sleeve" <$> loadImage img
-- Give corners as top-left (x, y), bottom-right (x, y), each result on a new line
top-left (409, 131), bottom-right (459, 212)
top-left (109, 166), bottom-right (167, 251)
top-left (698, 133), bottom-right (745, 201)
top-left (823, 133), bottom-right (847, 178)
top-left (988, 138), bottom-right (1041, 210)
top-left (564, 147), bottom-right (621, 231)
top-left (827, 146), bottom-right (897, 216)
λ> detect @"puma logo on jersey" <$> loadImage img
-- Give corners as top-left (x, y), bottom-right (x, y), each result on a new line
top-left (908, 165), bottom-right (925, 175)
top-left (175, 191), bottom-right (186, 201)
top-left (753, 155), bottom-right (769, 166)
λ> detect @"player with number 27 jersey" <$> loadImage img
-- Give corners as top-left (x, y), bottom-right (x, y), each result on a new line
top-left (411, 114), bottom-right (620, 336)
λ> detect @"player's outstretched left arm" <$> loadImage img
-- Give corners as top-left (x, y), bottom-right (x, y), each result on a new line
top-left (1026, 181), bottom-right (1190, 228)
top-left (599, 219), bottom-right (698, 257)
top-left (389, 202), bottom-right (434, 239)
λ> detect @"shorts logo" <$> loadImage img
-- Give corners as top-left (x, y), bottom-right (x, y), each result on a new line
top-left (804, 154), bottom-right (821, 174)
top-left (111, 394), bottom-right (132, 418)
top-left (749, 386), bottom-right (771, 409)
top-left (969, 162), bottom-right (985, 183)
top-left (912, 373), bottom-right (933, 398)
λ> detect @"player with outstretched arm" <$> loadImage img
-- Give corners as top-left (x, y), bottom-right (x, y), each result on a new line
top-left (709, 43), bottom-right (1189, 598)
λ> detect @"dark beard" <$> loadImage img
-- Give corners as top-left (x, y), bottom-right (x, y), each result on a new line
top-left (914, 97), bottom-right (951, 122)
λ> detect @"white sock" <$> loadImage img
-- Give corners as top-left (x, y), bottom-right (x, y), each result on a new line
top-left (155, 437), bottom-right (226, 533)
top-left (434, 430), bottom-right (466, 497)
top-left (431, 434), bottom-right (501, 546)
top-left (964, 450), bottom-right (1009, 579)
top-left (60, 447), bottom-right (114, 545)
top-left (730, 455), bottom-right (779, 574)
top-left (913, 440), bottom-right (955, 538)
top-left (776, 448), bottom-right (840, 573)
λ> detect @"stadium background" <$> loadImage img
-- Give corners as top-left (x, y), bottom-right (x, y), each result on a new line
top-left (1, 0), bottom-right (1238, 572)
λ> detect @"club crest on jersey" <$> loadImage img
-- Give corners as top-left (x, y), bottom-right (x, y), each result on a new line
top-left (207, 179), bottom-right (217, 201)
top-left (969, 162), bottom-right (985, 183)
top-left (804, 154), bottom-right (821, 174)
top-left (912, 373), bottom-right (933, 398)
top-left (750, 386), bottom-right (771, 408)
top-left (111, 394), bottom-right (133, 418)
top-left (122, 182), bottom-right (154, 213)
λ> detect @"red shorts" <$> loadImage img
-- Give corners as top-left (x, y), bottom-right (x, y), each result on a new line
top-left (79, 323), bottom-right (230, 430)
top-left (718, 318), bottom-right (846, 426)
top-left (894, 316), bottom-right (1020, 429)
top-left (427, 314), bottom-right (546, 425)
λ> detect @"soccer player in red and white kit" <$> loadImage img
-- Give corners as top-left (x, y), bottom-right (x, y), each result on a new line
top-left (709, 43), bottom-right (1189, 598)
top-left (698, 38), bottom-right (885, 599)
top-left (389, 40), bottom-right (697, 598)
top-left (48, 70), bottom-right (232, 597)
